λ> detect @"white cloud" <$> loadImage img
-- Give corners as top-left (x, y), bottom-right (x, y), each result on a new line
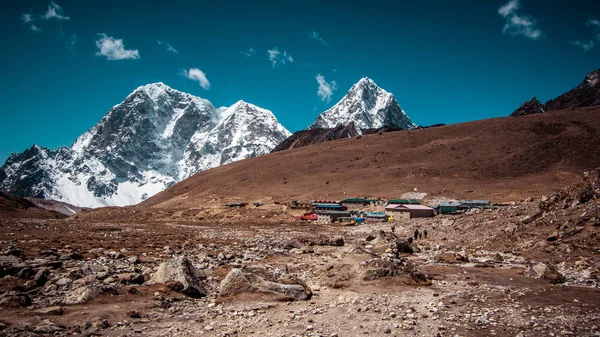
top-left (30, 24), bottom-right (42, 32)
top-left (316, 74), bottom-right (338, 103)
top-left (43, 2), bottom-right (70, 21)
top-left (587, 18), bottom-right (600, 27)
top-left (157, 39), bottom-right (179, 54)
top-left (22, 13), bottom-right (33, 23)
top-left (267, 47), bottom-right (294, 68)
top-left (498, 0), bottom-right (519, 17)
top-left (182, 68), bottom-right (210, 90)
top-left (570, 40), bottom-right (595, 52)
top-left (310, 31), bottom-right (329, 46)
top-left (244, 48), bottom-right (256, 57)
top-left (498, 0), bottom-right (542, 40)
top-left (95, 34), bottom-right (140, 60)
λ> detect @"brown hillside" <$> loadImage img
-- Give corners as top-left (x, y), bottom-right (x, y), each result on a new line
top-left (141, 107), bottom-right (600, 209)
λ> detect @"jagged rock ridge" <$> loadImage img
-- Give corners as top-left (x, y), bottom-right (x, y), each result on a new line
top-left (272, 123), bottom-right (360, 152)
top-left (511, 69), bottom-right (600, 117)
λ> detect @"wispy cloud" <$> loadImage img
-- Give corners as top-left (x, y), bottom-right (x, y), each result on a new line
top-left (95, 34), bottom-right (140, 60)
top-left (181, 68), bottom-right (210, 90)
top-left (67, 34), bottom-right (78, 50)
top-left (498, 0), bottom-right (542, 40)
top-left (21, 13), bottom-right (33, 23)
top-left (267, 48), bottom-right (293, 68)
top-left (570, 40), bottom-right (595, 52)
top-left (309, 31), bottom-right (328, 46)
top-left (316, 74), bottom-right (338, 103)
top-left (157, 39), bottom-right (179, 54)
top-left (587, 18), bottom-right (600, 27)
top-left (244, 48), bottom-right (256, 57)
top-left (30, 24), bottom-right (42, 33)
top-left (42, 2), bottom-right (70, 21)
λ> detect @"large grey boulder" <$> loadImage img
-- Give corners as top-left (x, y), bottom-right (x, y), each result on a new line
top-left (219, 268), bottom-right (312, 301)
top-left (148, 256), bottom-right (206, 297)
top-left (63, 284), bottom-right (124, 305)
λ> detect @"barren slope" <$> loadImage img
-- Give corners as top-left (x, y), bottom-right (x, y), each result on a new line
top-left (142, 107), bottom-right (600, 209)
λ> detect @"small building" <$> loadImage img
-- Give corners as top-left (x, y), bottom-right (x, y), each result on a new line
top-left (316, 214), bottom-right (331, 224)
top-left (365, 212), bottom-right (388, 223)
top-left (338, 216), bottom-right (365, 225)
top-left (387, 199), bottom-right (420, 205)
top-left (312, 203), bottom-right (347, 211)
top-left (340, 198), bottom-right (368, 208)
top-left (436, 202), bottom-right (464, 214)
top-left (315, 211), bottom-right (352, 224)
top-left (297, 212), bottom-right (318, 221)
top-left (341, 198), bottom-right (380, 208)
top-left (459, 200), bottom-right (491, 208)
top-left (386, 204), bottom-right (435, 219)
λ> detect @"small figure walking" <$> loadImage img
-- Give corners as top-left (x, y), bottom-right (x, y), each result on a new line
top-left (423, 229), bottom-right (428, 239)
top-left (391, 224), bottom-right (396, 233)
top-left (419, 231), bottom-right (423, 240)
top-left (414, 229), bottom-right (419, 241)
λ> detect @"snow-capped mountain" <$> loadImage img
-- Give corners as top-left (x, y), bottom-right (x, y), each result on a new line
top-left (0, 83), bottom-right (291, 208)
top-left (309, 77), bottom-right (416, 130)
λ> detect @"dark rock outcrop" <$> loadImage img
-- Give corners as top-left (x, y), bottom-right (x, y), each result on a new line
top-left (272, 122), bottom-right (360, 152)
top-left (510, 97), bottom-right (546, 117)
top-left (511, 69), bottom-right (600, 117)
top-left (546, 69), bottom-right (600, 111)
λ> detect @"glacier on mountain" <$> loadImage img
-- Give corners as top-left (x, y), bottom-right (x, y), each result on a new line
top-left (0, 83), bottom-right (291, 208)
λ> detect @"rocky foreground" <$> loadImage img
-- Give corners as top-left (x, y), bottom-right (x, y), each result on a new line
top-left (1, 170), bottom-right (599, 336)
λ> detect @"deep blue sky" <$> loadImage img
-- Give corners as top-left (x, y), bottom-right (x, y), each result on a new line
top-left (1, 0), bottom-right (599, 163)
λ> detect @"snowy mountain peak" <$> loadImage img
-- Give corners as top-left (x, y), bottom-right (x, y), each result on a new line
top-left (309, 77), bottom-right (416, 130)
top-left (1, 84), bottom-right (290, 208)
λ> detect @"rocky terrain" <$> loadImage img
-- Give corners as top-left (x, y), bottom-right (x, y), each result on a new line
top-left (510, 69), bottom-right (600, 117)
top-left (1, 169), bottom-right (599, 336)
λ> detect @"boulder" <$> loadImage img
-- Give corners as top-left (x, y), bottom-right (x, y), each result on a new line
top-left (360, 258), bottom-right (429, 284)
top-left (35, 306), bottom-right (65, 315)
top-left (219, 268), bottom-right (312, 301)
top-left (63, 284), bottom-right (124, 305)
top-left (524, 262), bottom-right (549, 278)
top-left (148, 256), bottom-right (206, 297)
top-left (395, 240), bottom-right (413, 254)
top-left (435, 252), bottom-right (468, 264)
top-left (0, 293), bottom-right (32, 308)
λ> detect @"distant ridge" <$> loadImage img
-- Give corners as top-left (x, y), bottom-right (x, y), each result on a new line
top-left (511, 69), bottom-right (600, 117)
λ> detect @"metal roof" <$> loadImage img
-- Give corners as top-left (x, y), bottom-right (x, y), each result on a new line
top-left (437, 202), bottom-right (461, 207)
top-left (459, 200), bottom-right (490, 204)
top-left (387, 199), bottom-right (420, 204)
top-left (395, 204), bottom-right (435, 210)
top-left (341, 198), bottom-right (366, 202)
